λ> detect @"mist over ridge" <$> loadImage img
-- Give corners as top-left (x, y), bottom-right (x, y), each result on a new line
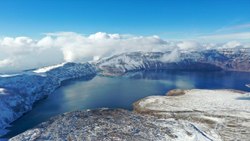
top-left (0, 32), bottom-right (250, 73)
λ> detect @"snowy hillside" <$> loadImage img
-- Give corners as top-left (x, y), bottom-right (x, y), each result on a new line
top-left (0, 62), bottom-right (96, 135)
top-left (96, 49), bottom-right (250, 75)
top-left (134, 89), bottom-right (250, 141)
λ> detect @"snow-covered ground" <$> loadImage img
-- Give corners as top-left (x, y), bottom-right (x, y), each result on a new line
top-left (135, 89), bottom-right (250, 113)
top-left (0, 62), bottom-right (96, 136)
top-left (10, 109), bottom-right (222, 141)
top-left (134, 89), bottom-right (250, 141)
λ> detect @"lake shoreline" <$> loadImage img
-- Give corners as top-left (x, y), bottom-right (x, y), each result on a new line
top-left (10, 89), bottom-right (250, 141)
top-left (1, 70), bottom-right (250, 139)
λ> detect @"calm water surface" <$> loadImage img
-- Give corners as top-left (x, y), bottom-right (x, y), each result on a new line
top-left (3, 71), bottom-right (250, 138)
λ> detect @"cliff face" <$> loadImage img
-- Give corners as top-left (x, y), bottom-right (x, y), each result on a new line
top-left (10, 89), bottom-right (250, 141)
top-left (0, 62), bottom-right (96, 134)
top-left (96, 49), bottom-right (250, 75)
top-left (209, 49), bottom-right (250, 72)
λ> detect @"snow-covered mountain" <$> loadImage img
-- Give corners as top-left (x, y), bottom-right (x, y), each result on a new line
top-left (96, 49), bottom-right (250, 75)
top-left (0, 48), bottom-right (250, 136)
top-left (0, 62), bottom-right (96, 135)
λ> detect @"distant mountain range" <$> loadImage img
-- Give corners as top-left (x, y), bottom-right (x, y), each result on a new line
top-left (96, 48), bottom-right (250, 75)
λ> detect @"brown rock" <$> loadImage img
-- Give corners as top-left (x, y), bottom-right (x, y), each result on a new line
top-left (166, 89), bottom-right (186, 96)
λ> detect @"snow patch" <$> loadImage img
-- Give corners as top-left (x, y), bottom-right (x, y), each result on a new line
top-left (33, 62), bottom-right (66, 73)
top-left (0, 74), bottom-right (20, 78)
top-left (0, 88), bottom-right (7, 95)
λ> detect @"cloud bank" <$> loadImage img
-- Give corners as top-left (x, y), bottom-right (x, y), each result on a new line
top-left (0, 32), bottom-right (250, 73)
top-left (199, 32), bottom-right (250, 41)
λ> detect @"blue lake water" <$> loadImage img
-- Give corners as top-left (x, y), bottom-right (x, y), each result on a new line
top-left (3, 71), bottom-right (250, 139)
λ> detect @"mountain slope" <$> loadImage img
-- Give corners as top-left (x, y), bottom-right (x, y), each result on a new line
top-left (96, 49), bottom-right (250, 75)
top-left (0, 62), bottom-right (96, 135)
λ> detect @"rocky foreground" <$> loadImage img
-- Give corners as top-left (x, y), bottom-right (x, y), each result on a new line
top-left (10, 89), bottom-right (250, 141)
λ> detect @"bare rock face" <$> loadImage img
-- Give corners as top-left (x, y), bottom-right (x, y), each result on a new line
top-left (134, 89), bottom-right (250, 141)
top-left (166, 89), bottom-right (186, 96)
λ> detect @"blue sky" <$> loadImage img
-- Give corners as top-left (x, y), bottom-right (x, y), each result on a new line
top-left (0, 0), bottom-right (250, 72)
top-left (0, 0), bottom-right (250, 39)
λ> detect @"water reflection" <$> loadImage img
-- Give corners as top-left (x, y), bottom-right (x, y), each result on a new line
top-left (125, 71), bottom-right (250, 91)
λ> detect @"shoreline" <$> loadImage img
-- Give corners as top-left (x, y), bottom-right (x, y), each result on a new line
top-left (1, 62), bottom-right (250, 139)
top-left (10, 89), bottom-right (250, 141)
top-left (0, 63), bottom-right (96, 137)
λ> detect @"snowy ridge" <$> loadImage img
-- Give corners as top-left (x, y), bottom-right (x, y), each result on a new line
top-left (33, 62), bottom-right (66, 73)
top-left (96, 49), bottom-right (250, 75)
top-left (0, 62), bottom-right (96, 135)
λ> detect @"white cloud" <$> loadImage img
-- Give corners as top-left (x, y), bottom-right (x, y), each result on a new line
top-left (177, 41), bottom-right (201, 51)
top-left (216, 23), bottom-right (250, 32)
top-left (222, 41), bottom-right (242, 49)
top-left (0, 32), bottom-right (250, 73)
top-left (198, 32), bottom-right (250, 41)
top-left (160, 49), bottom-right (180, 62)
top-left (0, 36), bottom-right (63, 73)
top-left (0, 59), bottom-right (13, 67)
